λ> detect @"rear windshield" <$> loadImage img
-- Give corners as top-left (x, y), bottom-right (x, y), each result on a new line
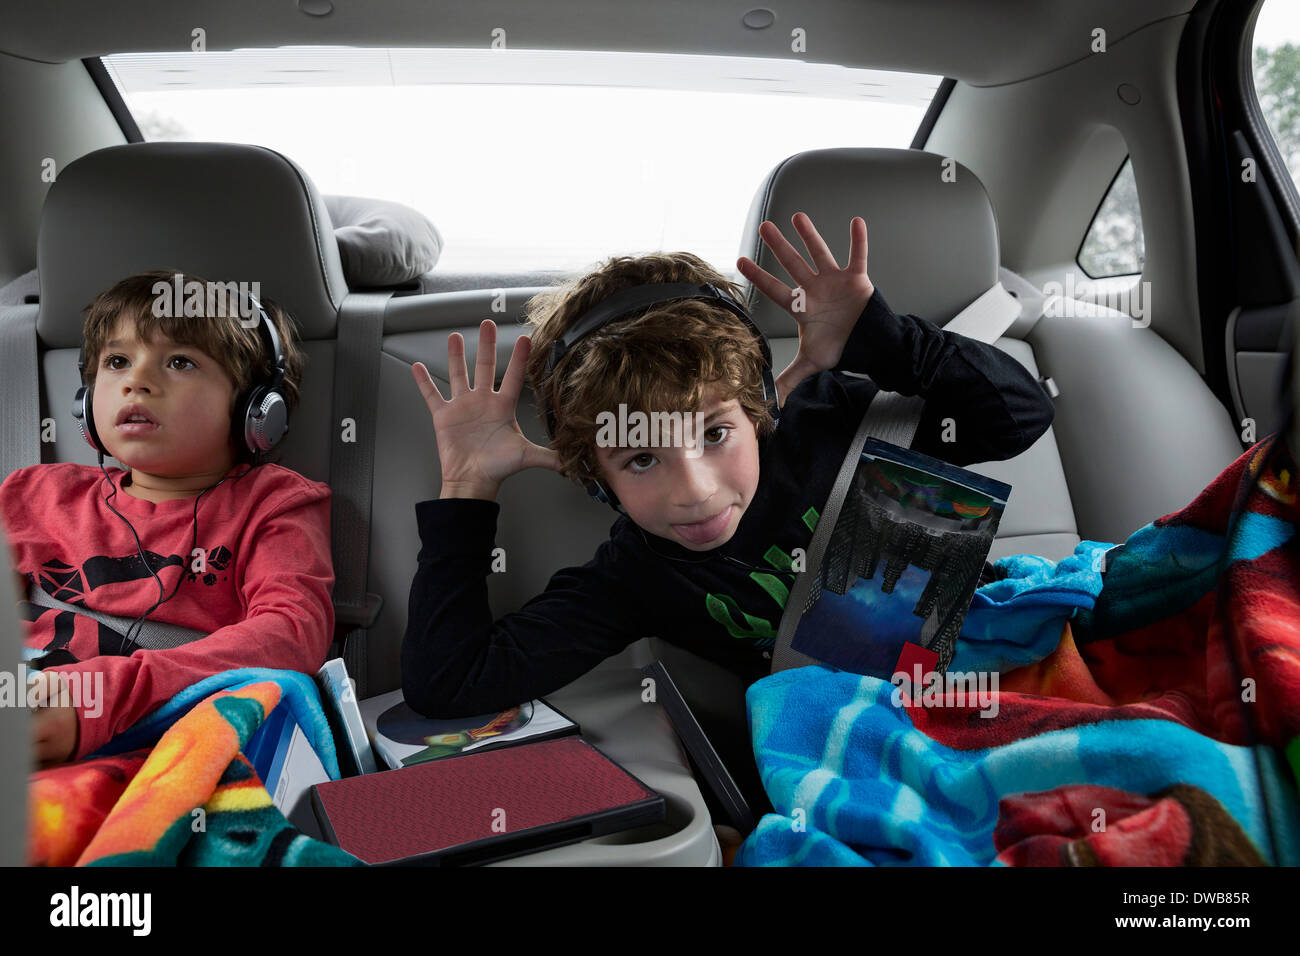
top-left (103, 47), bottom-right (940, 274)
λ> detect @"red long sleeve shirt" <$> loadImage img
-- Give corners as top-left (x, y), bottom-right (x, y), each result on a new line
top-left (0, 461), bottom-right (334, 760)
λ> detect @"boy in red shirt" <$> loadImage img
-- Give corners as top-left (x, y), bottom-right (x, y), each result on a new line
top-left (2, 270), bottom-right (334, 766)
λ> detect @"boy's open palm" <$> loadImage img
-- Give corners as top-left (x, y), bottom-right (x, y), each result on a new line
top-left (738, 213), bottom-right (876, 402)
top-left (413, 321), bottom-right (562, 498)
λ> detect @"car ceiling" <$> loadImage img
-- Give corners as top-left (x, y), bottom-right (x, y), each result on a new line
top-left (0, 0), bottom-right (1196, 87)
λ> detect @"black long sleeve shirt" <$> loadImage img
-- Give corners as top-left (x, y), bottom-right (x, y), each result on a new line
top-left (401, 288), bottom-right (1054, 718)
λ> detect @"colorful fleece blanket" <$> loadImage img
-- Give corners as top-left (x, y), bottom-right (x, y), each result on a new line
top-left (28, 669), bottom-right (360, 866)
top-left (738, 437), bottom-right (1300, 866)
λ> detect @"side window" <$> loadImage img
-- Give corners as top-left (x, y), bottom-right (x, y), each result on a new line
top-left (1077, 159), bottom-right (1145, 279)
top-left (1251, 2), bottom-right (1300, 194)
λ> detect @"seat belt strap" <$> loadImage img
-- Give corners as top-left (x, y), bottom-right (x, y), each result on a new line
top-left (27, 582), bottom-right (207, 650)
top-left (939, 280), bottom-right (1023, 345)
top-left (329, 291), bottom-right (392, 698)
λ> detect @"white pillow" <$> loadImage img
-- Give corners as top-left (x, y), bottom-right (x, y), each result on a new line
top-left (322, 194), bottom-right (443, 287)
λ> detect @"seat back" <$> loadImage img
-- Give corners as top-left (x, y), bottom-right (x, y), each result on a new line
top-left (33, 141), bottom-right (347, 483)
top-left (738, 146), bottom-right (1242, 556)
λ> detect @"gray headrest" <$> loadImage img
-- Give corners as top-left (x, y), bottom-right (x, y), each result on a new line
top-left (740, 148), bottom-right (1000, 336)
top-left (37, 142), bottom-right (348, 348)
top-left (323, 194), bottom-right (443, 288)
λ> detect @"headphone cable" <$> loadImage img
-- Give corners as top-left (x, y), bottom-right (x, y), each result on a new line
top-left (97, 454), bottom-right (257, 656)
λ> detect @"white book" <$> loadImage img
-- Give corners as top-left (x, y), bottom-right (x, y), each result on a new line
top-left (314, 658), bottom-right (379, 775)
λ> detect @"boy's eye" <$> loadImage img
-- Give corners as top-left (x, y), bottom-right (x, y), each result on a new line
top-left (103, 355), bottom-right (126, 370)
top-left (704, 425), bottom-right (730, 445)
top-left (168, 355), bottom-right (197, 370)
top-left (626, 453), bottom-right (657, 473)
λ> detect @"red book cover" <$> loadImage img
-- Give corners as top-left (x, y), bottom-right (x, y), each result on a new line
top-left (312, 736), bottom-right (664, 865)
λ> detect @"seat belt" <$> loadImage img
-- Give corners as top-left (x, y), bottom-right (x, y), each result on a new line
top-left (938, 280), bottom-right (1022, 345)
top-left (27, 581), bottom-right (206, 651)
top-left (0, 269), bottom-right (44, 481)
top-left (328, 291), bottom-right (393, 699)
top-left (998, 266), bottom-right (1060, 399)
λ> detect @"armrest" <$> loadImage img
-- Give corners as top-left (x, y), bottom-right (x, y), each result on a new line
top-left (489, 638), bottom-right (722, 867)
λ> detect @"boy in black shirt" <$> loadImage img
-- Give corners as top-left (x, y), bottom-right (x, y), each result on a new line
top-left (403, 214), bottom-right (1052, 724)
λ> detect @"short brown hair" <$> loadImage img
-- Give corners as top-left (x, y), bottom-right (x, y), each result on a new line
top-left (524, 252), bottom-right (773, 485)
top-left (81, 270), bottom-right (306, 463)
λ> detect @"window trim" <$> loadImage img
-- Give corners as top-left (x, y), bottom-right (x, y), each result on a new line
top-left (910, 77), bottom-right (956, 150)
top-left (1074, 155), bottom-right (1143, 280)
top-left (83, 57), bottom-right (143, 143)
top-left (1242, 1), bottom-right (1300, 238)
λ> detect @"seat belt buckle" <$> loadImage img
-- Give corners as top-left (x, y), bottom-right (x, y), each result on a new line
top-left (333, 592), bottom-right (383, 629)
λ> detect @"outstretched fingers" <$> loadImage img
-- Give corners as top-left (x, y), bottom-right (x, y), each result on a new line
top-left (737, 255), bottom-right (796, 312)
top-left (791, 211), bottom-right (839, 274)
top-left (447, 331), bottom-right (469, 396)
top-left (756, 219), bottom-right (817, 287)
top-left (474, 319), bottom-right (498, 391)
top-left (847, 216), bottom-right (869, 274)
top-left (412, 361), bottom-right (446, 413)
top-left (499, 333), bottom-right (531, 401)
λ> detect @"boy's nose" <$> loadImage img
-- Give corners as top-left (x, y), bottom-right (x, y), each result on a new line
top-left (122, 367), bottom-right (155, 392)
top-left (672, 453), bottom-right (719, 505)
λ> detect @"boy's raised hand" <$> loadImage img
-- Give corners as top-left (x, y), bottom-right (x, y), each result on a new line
top-left (412, 320), bottom-right (562, 500)
top-left (738, 213), bottom-right (875, 402)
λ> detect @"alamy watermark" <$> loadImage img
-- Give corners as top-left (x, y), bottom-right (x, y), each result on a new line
top-left (595, 404), bottom-right (708, 458)
top-left (0, 665), bottom-right (103, 717)
top-left (1042, 273), bottom-right (1151, 327)
top-left (151, 273), bottom-right (262, 328)
top-left (890, 665), bottom-right (999, 718)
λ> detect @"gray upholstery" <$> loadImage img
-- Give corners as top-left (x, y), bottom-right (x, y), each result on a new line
top-left (745, 148), bottom-right (1081, 561)
top-left (740, 146), bottom-right (1242, 555)
top-left (33, 143), bottom-right (345, 485)
top-left (1027, 300), bottom-right (1243, 545)
top-left (38, 142), bottom-right (346, 348)
top-left (742, 148), bottom-right (1001, 330)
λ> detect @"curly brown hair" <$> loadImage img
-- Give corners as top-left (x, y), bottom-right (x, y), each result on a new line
top-left (524, 252), bottom-right (773, 486)
top-left (81, 270), bottom-right (306, 464)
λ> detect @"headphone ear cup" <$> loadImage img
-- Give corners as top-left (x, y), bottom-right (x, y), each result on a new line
top-left (584, 476), bottom-right (624, 513)
top-left (583, 476), bottom-right (607, 503)
top-left (73, 384), bottom-right (103, 453)
top-left (237, 385), bottom-right (290, 454)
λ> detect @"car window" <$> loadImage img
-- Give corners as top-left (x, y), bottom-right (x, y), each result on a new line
top-left (1077, 159), bottom-right (1144, 279)
top-left (102, 48), bottom-right (940, 274)
top-left (1251, 0), bottom-right (1300, 196)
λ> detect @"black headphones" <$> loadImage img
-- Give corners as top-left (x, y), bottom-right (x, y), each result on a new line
top-left (73, 291), bottom-right (290, 459)
top-left (540, 282), bottom-right (778, 514)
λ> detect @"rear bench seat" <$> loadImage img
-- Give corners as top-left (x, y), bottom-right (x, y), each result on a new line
top-left (0, 142), bottom-right (1246, 865)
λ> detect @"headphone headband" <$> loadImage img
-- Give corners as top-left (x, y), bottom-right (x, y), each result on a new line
top-left (245, 293), bottom-right (287, 391)
top-left (542, 281), bottom-right (776, 439)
